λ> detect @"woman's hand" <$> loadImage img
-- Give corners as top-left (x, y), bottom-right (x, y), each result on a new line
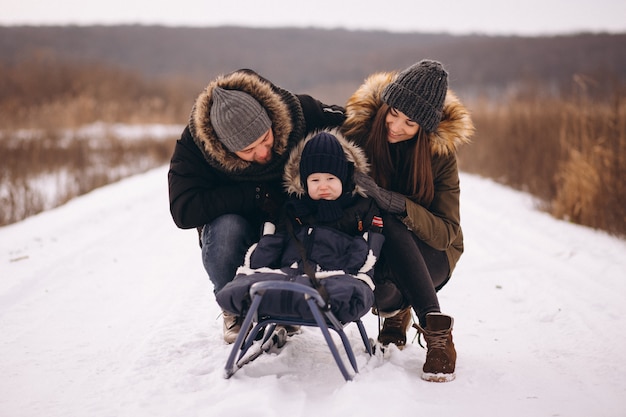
top-left (354, 172), bottom-right (406, 214)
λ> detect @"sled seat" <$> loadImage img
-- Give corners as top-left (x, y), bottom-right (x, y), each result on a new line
top-left (224, 280), bottom-right (373, 381)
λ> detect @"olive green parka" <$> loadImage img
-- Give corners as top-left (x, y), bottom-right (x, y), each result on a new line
top-left (341, 72), bottom-right (475, 275)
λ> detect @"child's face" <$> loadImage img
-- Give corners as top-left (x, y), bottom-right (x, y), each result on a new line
top-left (306, 173), bottom-right (343, 201)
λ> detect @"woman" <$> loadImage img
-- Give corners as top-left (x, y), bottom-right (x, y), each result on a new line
top-left (341, 60), bottom-right (474, 382)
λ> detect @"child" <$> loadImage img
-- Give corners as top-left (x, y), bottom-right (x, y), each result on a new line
top-left (216, 131), bottom-right (384, 326)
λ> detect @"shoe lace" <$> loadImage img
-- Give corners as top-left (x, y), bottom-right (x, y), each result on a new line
top-left (385, 310), bottom-right (407, 330)
top-left (221, 312), bottom-right (242, 330)
top-left (413, 323), bottom-right (425, 348)
top-left (375, 307), bottom-right (411, 341)
top-left (414, 323), bottom-right (448, 350)
top-left (226, 319), bottom-right (240, 331)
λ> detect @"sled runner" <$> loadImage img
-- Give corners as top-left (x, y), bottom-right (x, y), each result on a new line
top-left (224, 280), bottom-right (373, 381)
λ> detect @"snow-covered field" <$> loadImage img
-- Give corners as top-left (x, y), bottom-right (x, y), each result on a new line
top-left (1, 166), bottom-right (625, 417)
top-left (0, 123), bottom-right (184, 224)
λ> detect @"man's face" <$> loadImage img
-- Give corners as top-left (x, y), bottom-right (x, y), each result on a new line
top-left (235, 128), bottom-right (274, 163)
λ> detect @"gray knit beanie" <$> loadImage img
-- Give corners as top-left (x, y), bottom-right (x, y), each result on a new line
top-left (210, 87), bottom-right (272, 152)
top-left (381, 60), bottom-right (448, 133)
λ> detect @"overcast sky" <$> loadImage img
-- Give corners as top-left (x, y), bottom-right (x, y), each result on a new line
top-left (1, 0), bottom-right (625, 36)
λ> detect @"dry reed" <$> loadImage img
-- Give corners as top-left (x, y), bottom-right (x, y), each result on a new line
top-left (461, 76), bottom-right (626, 237)
top-left (2, 58), bottom-right (625, 237)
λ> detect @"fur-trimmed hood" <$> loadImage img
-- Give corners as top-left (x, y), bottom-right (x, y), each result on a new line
top-left (283, 129), bottom-right (370, 198)
top-left (341, 72), bottom-right (474, 155)
top-left (188, 69), bottom-right (305, 176)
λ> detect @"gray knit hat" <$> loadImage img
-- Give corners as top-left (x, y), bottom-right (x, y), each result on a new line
top-left (210, 87), bottom-right (272, 152)
top-left (381, 60), bottom-right (448, 133)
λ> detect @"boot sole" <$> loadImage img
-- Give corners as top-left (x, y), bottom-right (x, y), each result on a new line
top-left (421, 371), bottom-right (456, 383)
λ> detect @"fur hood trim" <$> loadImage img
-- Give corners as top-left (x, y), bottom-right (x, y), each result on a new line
top-left (189, 69), bottom-right (302, 173)
top-left (341, 72), bottom-right (474, 156)
top-left (283, 129), bottom-right (369, 197)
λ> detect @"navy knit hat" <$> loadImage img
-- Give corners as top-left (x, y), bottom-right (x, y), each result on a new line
top-left (210, 87), bottom-right (272, 152)
top-left (299, 132), bottom-right (349, 187)
top-left (381, 60), bottom-right (448, 133)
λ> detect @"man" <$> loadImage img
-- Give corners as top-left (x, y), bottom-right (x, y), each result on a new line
top-left (168, 69), bottom-right (344, 342)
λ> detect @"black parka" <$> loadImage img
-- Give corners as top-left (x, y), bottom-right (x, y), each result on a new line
top-left (168, 69), bottom-right (345, 231)
top-left (215, 131), bottom-right (384, 324)
top-left (234, 130), bottom-right (385, 291)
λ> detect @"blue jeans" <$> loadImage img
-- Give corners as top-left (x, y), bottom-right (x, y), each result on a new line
top-left (201, 214), bottom-right (257, 294)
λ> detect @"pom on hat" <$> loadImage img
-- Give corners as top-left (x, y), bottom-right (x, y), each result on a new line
top-left (299, 132), bottom-right (349, 187)
top-left (210, 87), bottom-right (272, 152)
top-left (381, 60), bottom-right (448, 133)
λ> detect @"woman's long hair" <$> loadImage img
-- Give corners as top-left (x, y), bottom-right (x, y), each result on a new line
top-left (365, 103), bottom-right (434, 206)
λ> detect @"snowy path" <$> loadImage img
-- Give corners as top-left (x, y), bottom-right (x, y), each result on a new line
top-left (1, 166), bottom-right (625, 417)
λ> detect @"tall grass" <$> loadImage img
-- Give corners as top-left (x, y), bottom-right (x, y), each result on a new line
top-left (460, 75), bottom-right (626, 237)
top-left (0, 55), bottom-right (194, 226)
top-left (1, 57), bottom-right (625, 237)
top-left (0, 52), bottom-right (196, 128)
top-left (0, 128), bottom-right (177, 226)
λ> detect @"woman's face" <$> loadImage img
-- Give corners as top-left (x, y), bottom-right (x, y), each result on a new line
top-left (385, 107), bottom-right (419, 143)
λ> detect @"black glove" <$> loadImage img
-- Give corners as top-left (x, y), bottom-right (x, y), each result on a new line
top-left (255, 183), bottom-right (286, 222)
top-left (354, 172), bottom-right (406, 214)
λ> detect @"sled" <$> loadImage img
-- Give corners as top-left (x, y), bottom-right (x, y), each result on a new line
top-left (223, 280), bottom-right (373, 381)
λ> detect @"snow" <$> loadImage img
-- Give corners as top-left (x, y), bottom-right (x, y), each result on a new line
top-left (1, 165), bottom-right (625, 417)
top-left (4, 122), bottom-right (184, 144)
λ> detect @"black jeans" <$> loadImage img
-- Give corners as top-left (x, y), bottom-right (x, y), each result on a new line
top-left (375, 214), bottom-right (450, 327)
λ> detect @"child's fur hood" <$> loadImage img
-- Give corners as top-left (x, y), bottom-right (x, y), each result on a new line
top-left (341, 72), bottom-right (474, 156)
top-left (283, 129), bottom-right (369, 198)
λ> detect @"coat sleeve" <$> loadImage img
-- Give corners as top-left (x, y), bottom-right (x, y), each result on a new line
top-left (357, 200), bottom-right (385, 284)
top-left (248, 224), bottom-right (286, 269)
top-left (167, 127), bottom-right (261, 229)
top-left (358, 196), bottom-right (385, 262)
top-left (352, 230), bottom-right (384, 290)
top-left (297, 94), bottom-right (345, 133)
top-left (402, 153), bottom-right (461, 251)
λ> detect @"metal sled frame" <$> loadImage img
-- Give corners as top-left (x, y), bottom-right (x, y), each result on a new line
top-left (224, 280), bottom-right (373, 381)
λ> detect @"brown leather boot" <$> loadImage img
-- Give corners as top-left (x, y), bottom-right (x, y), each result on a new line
top-left (377, 307), bottom-right (412, 349)
top-left (418, 312), bottom-right (456, 382)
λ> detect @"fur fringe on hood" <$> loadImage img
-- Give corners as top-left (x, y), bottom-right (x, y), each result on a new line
top-left (188, 69), bottom-right (304, 174)
top-left (341, 72), bottom-right (474, 156)
top-left (283, 129), bottom-right (370, 198)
